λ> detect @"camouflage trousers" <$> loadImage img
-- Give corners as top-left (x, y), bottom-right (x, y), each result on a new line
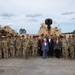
top-left (23, 47), bottom-right (29, 59)
top-left (3, 48), bottom-right (8, 59)
top-left (32, 47), bottom-right (37, 58)
top-left (0, 49), bottom-right (2, 59)
top-left (74, 47), bottom-right (75, 58)
top-left (16, 48), bottom-right (22, 58)
top-left (69, 47), bottom-right (74, 59)
top-left (9, 47), bottom-right (15, 58)
top-left (62, 47), bottom-right (68, 59)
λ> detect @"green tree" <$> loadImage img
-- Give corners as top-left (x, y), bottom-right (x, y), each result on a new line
top-left (72, 30), bottom-right (75, 34)
top-left (19, 28), bottom-right (26, 34)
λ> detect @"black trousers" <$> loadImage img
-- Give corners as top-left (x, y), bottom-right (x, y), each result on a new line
top-left (55, 49), bottom-right (61, 58)
top-left (48, 48), bottom-right (54, 57)
top-left (39, 47), bottom-right (42, 56)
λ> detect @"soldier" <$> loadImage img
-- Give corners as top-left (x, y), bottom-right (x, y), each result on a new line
top-left (14, 35), bottom-right (17, 58)
top-left (68, 36), bottom-right (75, 59)
top-left (2, 36), bottom-right (8, 59)
top-left (61, 36), bottom-right (69, 59)
top-left (20, 35), bottom-right (23, 58)
top-left (32, 37), bottom-right (38, 58)
top-left (0, 36), bottom-right (2, 59)
top-left (74, 35), bottom-right (75, 58)
top-left (8, 35), bottom-right (15, 58)
top-left (22, 35), bottom-right (30, 59)
top-left (72, 35), bottom-right (75, 59)
top-left (15, 36), bottom-right (22, 58)
top-left (22, 35), bottom-right (26, 58)
top-left (29, 36), bottom-right (33, 57)
top-left (7, 35), bottom-right (11, 58)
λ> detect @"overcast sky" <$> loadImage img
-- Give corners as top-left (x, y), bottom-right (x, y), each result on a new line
top-left (0, 0), bottom-right (75, 34)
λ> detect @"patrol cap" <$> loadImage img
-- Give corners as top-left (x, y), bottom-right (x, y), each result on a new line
top-left (21, 35), bottom-right (24, 37)
top-left (72, 34), bottom-right (74, 37)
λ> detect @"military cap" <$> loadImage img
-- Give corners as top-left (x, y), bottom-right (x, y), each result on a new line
top-left (21, 35), bottom-right (24, 37)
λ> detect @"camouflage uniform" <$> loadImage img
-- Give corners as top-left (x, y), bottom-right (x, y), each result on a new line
top-left (61, 38), bottom-right (69, 59)
top-left (22, 38), bottom-right (30, 59)
top-left (29, 38), bottom-right (33, 57)
top-left (0, 38), bottom-right (2, 59)
top-left (69, 38), bottom-right (74, 59)
top-left (32, 38), bottom-right (38, 58)
top-left (74, 36), bottom-right (75, 58)
top-left (15, 37), bottom-right (22, 58)
top-left (9, 37), bottom-right (15, 58)
top-left (22, 38), bottom-right (26, 58)
top-left (2, 37), bottom-right (8, 59)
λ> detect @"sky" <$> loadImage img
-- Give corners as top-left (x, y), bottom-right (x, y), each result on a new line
top-left (0, 0), bottom-right (75, 34)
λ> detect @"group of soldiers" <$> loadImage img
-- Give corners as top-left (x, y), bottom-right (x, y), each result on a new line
top-left (0, 34), bottom-right (75, 60)
top-left (61, 35), bottom-right (75, 59)
top-left (0, 35), bottom-right (38, 59)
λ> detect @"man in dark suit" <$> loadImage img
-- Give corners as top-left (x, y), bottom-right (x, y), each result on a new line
top-left (47, 35), bottom-right (54, 57)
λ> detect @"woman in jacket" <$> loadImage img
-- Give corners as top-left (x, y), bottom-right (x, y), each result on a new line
top-left (54, 37), bottom-right (62, 58)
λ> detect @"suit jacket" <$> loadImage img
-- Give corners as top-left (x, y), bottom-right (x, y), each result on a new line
top-left (54, 40), bottom-right (62, 49)
top-left (42, 42), bottom-right (49, 51)
top-left (38, 39), bottom-right (43, 48)
top-left (47, 38), bottom-right (54, 49)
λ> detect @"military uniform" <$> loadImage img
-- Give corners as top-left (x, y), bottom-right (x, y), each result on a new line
top-left (22, 38), bottom-right (26, 58)
top-left (2, 37), bottom-right (8, 59)
top-left (69, 38), bottom-right (75, 59)
top-left (74, 36), bottom-right (75, 58)
top-left (61, 38), bottom-right (69, 59)
top-left (0, 38), bottom-right (2, 59)
top-left (22, 38), bottom-right (30, 59)
top-left (9, 37), bottom-right (15, 58)
top-left (32, 38), bottom-right (38, 58)
top-left (29, 38), bottom-right (33, 57)
top-left (16, 37), bottom-right (22, 58)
